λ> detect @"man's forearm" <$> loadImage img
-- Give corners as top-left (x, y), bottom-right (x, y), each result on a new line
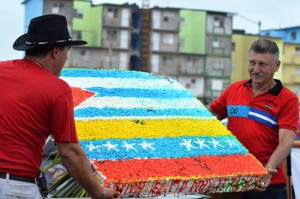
top-left (265, 145), bottom-right (291, 169)
top-left (265, 130), bottom-right (294, 169)
top-left (58, 143), bottom-right (103, 199)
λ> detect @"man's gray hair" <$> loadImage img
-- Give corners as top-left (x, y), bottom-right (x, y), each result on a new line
top-left (248, 38), bottom-right (280, 62)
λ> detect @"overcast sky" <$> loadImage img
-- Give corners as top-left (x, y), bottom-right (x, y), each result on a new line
top-left (1, 0), bottom-right (300, 60)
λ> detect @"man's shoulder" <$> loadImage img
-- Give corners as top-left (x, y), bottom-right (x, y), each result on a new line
top-left (47, 75), bottom-right (71, 90)
top-left (0, 59), bottom-right (19, 66)
top-left (280, 86), bottom-right (298, 99)
top-left (227, 80), bottom-right (249, 89)
top-left (37, 71), bottom-right (71, 94)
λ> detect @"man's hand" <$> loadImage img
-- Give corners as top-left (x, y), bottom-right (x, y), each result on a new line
top-left (102, 187), bottom-right (120, 199)
top-left (255, 168), bottom-right (277, 192)
top-left (255, 174), bottom-right (272, 192)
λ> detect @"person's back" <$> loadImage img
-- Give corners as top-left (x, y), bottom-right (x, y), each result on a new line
top-left (0, 59), bottom-right (76, 178)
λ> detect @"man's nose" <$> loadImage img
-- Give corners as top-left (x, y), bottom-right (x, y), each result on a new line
top-left (252, 64), bottom-right (261, 72)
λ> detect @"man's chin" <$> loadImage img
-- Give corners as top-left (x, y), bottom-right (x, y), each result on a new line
top-left (251, 77), bottom-right (263, 83)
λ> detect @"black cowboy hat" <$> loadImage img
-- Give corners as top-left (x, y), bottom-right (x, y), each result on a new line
top-left (13, 14), bottom-right (87, 51)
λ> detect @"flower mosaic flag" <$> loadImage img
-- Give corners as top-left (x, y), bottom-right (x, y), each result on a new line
top-left (60, 68), bottom-right (267, 198)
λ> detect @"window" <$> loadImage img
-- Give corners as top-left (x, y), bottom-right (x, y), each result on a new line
top-left (163, 12), bottom-right (175, 22)
top-left (231, 42), bottom-right (236, 51)
top-left (52, 3), bottom-right (64, 14)
top-left (213, 16), bottom-right (224, 28)
top-left (213, 40), bottom-right (220, 48)
top-left (186, 56), bottom-right (195, 67)
top-left (107, 8), bottom-right (119, 18)
top-left (292, 32), bottom-right (297, 40)
top-left (296, 47), bottom-right (300, 56)
top-left (296, 67), bottom-right (300, 75)
top-left (107, 29), bottom-right (118, 40)
top-left (219, 20), bottom-right (224, 28)
top-left (80, 50), bottom-right (86, 56)
top-left (52, 3), bottom-right (59, 13)
top-left (76, 9), bottom-right (83, 18)
top-left (162, 55), bottom-right (173, 65)
top-left (163, 33), bottom-right (174, 45)
top-left (179, 38), bottom-right (185, 48)
top-left (179, 17), bottom-right (185, 27)
top-left (76, 31), bottom-right (82, 40)
top-left (214, 16), bottom-right (220, 27)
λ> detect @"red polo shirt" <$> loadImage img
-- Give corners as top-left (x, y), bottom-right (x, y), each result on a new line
top-left (210, 79), bottom-right (299, 184)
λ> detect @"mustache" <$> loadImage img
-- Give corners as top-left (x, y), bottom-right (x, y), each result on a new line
top-left (251, 72), bottom-right (263, 77)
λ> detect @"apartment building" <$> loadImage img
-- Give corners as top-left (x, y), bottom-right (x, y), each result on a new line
top-left (71, 2), bottom-right (139, 69)
top-left (203, 11), bottom-right (233, 102)
top-left (141, 8), bottom-right (233, 102)
top-left (22, 0), bottom-right (234, 103)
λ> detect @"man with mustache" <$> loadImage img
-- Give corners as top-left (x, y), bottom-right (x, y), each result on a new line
top-left (209, 38), bottom-right (299, 199)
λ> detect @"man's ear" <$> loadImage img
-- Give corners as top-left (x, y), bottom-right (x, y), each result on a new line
top-left (51, 47), bottom-right (60, 59)
top-left (275, 61), bottom-right (281, 72)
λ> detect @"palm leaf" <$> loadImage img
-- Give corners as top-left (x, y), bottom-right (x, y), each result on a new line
top-left (41, 147), bottom-right (89, 198)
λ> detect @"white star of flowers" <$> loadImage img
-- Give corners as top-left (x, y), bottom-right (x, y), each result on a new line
top-left (211, 138), bottom-right (224, 148)
top-left (102, 141), bottom-right (119, 151)
top-left (122, 141), bottom-right (137, 151)
top-left (180, 139), bottom-right (196, 151)
top-left (194, 139), bottom-right (209, 149)
top-left (225, 139), bottom-right (235, 147)
top-left (140, 141), bottom-right (156, 150)
top-left (85, 142), bottom-right (101, 152)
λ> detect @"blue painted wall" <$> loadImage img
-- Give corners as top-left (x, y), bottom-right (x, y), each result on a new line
top-left (23, 0), bottom-right (44, 33)
top-left (261, 27), bottom-right (300, 44)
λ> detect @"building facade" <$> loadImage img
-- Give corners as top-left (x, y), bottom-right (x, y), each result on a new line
top-left (22, 0), bottom-right (234, 103)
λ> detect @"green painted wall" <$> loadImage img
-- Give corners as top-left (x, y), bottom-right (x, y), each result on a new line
top-left (73, 1), bottom-right (103, 47)
top-left (179, 10), bottom-right (206, 54)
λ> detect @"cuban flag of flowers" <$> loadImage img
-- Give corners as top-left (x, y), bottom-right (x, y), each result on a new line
top-left (60, 68), bottom-right (267, 198)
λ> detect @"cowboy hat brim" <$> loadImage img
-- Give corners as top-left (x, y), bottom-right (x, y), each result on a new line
top-left (13, 33), bottom-right (87, 51)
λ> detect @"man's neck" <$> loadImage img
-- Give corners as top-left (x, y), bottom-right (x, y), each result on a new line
top-left (251, 80), bottom-right (276, 96)
top-left (25, 57), bottom-right (46, 68)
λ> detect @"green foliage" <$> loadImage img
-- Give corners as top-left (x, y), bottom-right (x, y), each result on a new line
top-left (40, 152), bottom-right (89, 198)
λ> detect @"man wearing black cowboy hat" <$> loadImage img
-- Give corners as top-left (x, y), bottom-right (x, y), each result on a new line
top-left (0, 14), bottom-right (118, 199)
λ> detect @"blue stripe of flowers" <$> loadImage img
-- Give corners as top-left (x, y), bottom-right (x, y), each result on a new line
top-left (61, 69), bottom-right (168, 79)
top-left (86, 87), bottom-right (194, 98)
top-left (74, 107), bottom-right (214, 118)
top-left (80, 136), bottom-right (248, 161)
